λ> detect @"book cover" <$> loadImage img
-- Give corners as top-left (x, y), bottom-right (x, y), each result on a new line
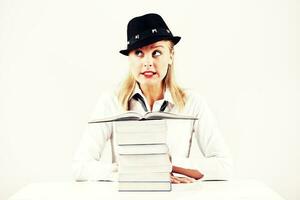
top-left (88, 111), bottom-right (198, 123)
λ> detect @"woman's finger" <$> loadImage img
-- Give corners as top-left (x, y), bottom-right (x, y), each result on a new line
top-left (170, 176), bottom-right (180, 184)
top-left (171, 175), bottom-right (195, 184)
top-left (183, 177), bottom-right (195, 183)
top-left (176, 176), bottom-right (195, 183)
top-left (178, 177), bottom-right (190, 183)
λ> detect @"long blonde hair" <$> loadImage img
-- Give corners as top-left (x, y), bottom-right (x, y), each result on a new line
top-left (117, 41), bottom-right (186, 111)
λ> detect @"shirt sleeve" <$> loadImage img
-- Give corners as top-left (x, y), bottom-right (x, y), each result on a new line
top-left (172, 94), bottom-right (233, 180)
top-left (72, 93), bottom-right (118, 181)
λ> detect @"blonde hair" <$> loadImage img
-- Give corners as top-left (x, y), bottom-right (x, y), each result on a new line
top-left (117, 40), bottom-right (186, 111)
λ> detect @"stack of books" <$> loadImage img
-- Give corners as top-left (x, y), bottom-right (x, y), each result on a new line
top-left (115, 120), bottom-right (172, 192)
top-left (88, 111), bottom-right (197, 192)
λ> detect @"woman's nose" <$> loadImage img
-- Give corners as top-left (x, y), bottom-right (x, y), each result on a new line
top-left (143, 55), bottom-right (153, 68)
top-left (144, 63), bottom-right (152, 68)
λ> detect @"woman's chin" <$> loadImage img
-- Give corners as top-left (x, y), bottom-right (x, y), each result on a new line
top-left (139, 79), bottom-right (162, 87)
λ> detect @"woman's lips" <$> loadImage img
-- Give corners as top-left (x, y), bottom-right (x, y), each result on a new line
top-left (141, 71), bottom-right (157, 78)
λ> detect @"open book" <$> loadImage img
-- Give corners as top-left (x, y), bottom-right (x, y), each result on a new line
top-left (88, 111), bottom-right (198, 123)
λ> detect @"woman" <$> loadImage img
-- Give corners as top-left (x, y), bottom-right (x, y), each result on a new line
top-left (73, 13), bottom-right (233, 184)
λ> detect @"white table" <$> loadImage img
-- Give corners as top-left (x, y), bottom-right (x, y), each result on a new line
top-left (9, 179), bottom-right (285, 200)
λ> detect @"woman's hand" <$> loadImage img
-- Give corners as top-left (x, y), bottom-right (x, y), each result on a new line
top-left (172, 165), bottom-right (204, 180)
top-left (170, 173), bottom-right (195, 184)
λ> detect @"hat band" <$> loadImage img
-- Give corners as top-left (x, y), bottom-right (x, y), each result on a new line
top-left (127, 28), bottom-right (173, 46)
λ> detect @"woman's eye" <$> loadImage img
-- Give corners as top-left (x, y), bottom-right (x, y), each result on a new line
top-left (135, 50), bottom-right (143, 57)
top-left (153, 50), bottom-right (161, 57)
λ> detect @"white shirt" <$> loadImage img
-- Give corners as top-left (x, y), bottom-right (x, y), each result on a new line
top-left (72, 85), bottom-right (233, 181)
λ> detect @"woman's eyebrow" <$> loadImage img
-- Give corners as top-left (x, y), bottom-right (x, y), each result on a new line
top-left (151, 45), bottom-right (164, 49)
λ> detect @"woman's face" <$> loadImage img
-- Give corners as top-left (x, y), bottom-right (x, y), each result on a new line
top-left (128, 40), bottom-right (173, 87)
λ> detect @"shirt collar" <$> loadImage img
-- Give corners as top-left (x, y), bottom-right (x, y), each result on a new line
top-left (129, 83), bottom-right (175, 106)
top-left (163, 88), bottom-right (174, 105)
top-left (129, 83), bottom-right (145, 101)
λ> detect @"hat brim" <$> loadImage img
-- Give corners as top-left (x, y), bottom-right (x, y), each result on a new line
top-left (119, 36), bottom-right (181, 56)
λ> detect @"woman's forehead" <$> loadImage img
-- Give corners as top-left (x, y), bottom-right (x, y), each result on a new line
top-left (141, 40), bottom-right (170, 50)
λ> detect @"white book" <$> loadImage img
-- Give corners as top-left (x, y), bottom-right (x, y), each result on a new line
top-left (119, 163), bottom-right (172, 173)
top-left (118, 181), bottom-right (171, 192)
top-left (119, 172), bottom-right (170, 182)
top-left (114, 120), bottom-right (167, 133)
top-left (118, 154), bottom-right (170, 166)
top-left (118, 144), bottom-right (169, 155)
top-left (116, 132), bottom-right (167, 145)
top-left (114, 120), bottom-right (168, 145)
top-left (88, 111), bottom-right (197, 123)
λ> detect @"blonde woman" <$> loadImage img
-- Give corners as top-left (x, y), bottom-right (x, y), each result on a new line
top-left (73, 13), bottom-right (233, 184)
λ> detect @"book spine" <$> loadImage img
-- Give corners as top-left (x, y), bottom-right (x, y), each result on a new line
top-left (118, 154), bottom-right (170, 166)
top-left (118, 144), bottom-right (169, 155)
top-left (119, 164), bottom-right (172, 173)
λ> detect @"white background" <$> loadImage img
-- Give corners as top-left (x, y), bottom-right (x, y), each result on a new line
top-left (1, 0), bottom-right (299, 199)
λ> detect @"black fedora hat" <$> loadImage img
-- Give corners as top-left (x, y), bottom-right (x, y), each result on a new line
top-left (119, 13), bottom-right (181, 56)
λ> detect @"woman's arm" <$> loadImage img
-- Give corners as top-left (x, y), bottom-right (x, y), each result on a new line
top-left (72, 93), bottom-right (117, 181)
top-left (169, 92), bottom-right (233, 182)
top-left (72, 122), bottom-right (115, 181)
top-left (170, 165), bottom-right (203, 184)
top-left (190, 94), bottom-right (233, 180)
top-left (172, 165), bottom-right (204, 180)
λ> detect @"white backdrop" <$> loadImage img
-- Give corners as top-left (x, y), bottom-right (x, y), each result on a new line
top-left (1, 0), bottom-right (299, 200)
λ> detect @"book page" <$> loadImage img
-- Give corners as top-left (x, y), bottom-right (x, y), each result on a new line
top-left (144, 112), bottom-right (198, 120)
top-left (89, 111), bottom-right (143, 123)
